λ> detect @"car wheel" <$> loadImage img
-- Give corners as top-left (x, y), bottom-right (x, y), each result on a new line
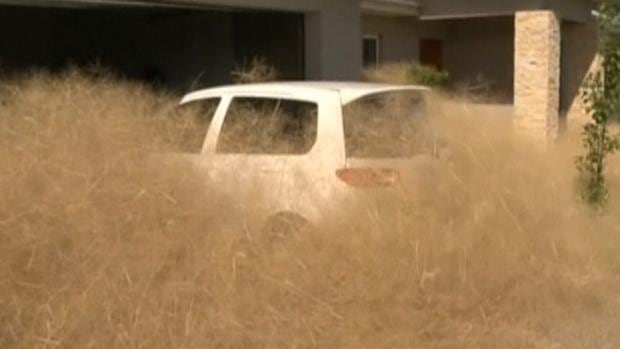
top-left (262, 213), bottom-right (310, 246)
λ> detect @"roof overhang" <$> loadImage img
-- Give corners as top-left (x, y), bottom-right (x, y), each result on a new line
top-left (0, 0), bottom-right (211, 9)
top-left (418, 0), bottom-right (593, 23)
top-left (362, 0), bottom-right (420, 17)
top-left (0, 0), bottom-right (320, 11)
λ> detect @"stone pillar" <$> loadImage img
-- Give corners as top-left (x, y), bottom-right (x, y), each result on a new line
top-left (514, 11), bottom-right (561, 142)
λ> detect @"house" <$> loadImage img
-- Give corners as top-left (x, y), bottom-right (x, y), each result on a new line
top-left (363, 0), bottom-right (597, 140)
top-left (0, 0), bottom-right (596, 139)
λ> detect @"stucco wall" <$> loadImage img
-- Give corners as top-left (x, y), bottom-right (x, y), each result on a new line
top-left (361, 14), bottom-right (446, 64)
top-left (185, 0), bottom-right (364, 80)
top-left (305, 1), bottom-right (363, 80)
top-left (362, 15), bottom-right (418, 64)
top-left (190, 0), bottom-right (364, 80)
top-left (361, 14), bottom-right (513, 102)
top-left (444, 16), bottom-right (515, 102)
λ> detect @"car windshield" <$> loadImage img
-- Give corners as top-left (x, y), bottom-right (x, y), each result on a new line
top-left (342, 90), bottom-right (433, 158)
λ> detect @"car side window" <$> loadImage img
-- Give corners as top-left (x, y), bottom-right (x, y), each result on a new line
top-left (343, 91), bottom-right (431, 158)
top-left (216, 97), bottom-right (318, 155)
top-left (174, 98), bottom-right (221, 153)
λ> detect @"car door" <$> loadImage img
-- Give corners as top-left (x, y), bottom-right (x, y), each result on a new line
top-left (200, 94), bottom-right (288, 224)
top-left (277, 92), bottom-right (345, 223)
top-left (337, 89), bottom-right (442, 224)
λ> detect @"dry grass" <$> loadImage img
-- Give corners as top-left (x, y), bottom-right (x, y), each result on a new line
top-left (363, 63), bottom-right (509, 103)
top-left (231, 57), bottom-right (279, 84)
top-left (1, 71), bottom-right (620, 349)
top-left (363, 62), bottom-right (448, 87)
top-left (363, 63), bottom-right (414, 84)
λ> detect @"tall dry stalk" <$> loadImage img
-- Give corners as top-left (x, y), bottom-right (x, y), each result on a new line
top-left (231, 57), bottom-right (279, 84)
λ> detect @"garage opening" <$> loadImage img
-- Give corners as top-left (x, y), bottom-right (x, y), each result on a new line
top-left (0, 4), bottom-right (305, 91)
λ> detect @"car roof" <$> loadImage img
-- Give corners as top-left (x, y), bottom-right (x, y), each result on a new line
top-left (180, 81), bottom-right (430, 106)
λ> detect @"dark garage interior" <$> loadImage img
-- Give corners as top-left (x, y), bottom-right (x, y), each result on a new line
top-left (0, 4), bottom-right (305, 91)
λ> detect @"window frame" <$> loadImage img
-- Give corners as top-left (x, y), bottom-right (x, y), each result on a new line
top-left (214, 95), bottom-right (320, 156)
top-left (363, 34), bottom-right (382, 68)
top-left (342, 90), bottom-right (431, 159)
top-left (175, 97), bottom-right (222, 154)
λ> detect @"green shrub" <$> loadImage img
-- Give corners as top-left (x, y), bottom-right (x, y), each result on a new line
top-left (407, 63), bottom-right (449, 87)
top-left (363, 62), bottom-right (449, 87)
top-left (577, 1), bottom-right (620, 208)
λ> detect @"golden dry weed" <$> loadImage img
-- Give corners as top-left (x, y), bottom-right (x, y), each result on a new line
top-left (0, 72), bottom-right (619, 349)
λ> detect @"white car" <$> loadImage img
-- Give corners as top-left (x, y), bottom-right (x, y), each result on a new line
top-left (176, 82), bottom-right (439, 232)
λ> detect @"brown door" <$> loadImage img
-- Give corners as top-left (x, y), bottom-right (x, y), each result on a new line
top-left (419, 39), bottom-right (444, 70)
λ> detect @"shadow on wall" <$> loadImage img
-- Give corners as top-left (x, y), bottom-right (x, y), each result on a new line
top-left (137, 66), bottom-right (166, 88)
top-left (438, 16), bottom-right (515, 105)
top-left (0, 5), bottom-right (305, 92)
top-left (560, 20), bottom-right (599, 119)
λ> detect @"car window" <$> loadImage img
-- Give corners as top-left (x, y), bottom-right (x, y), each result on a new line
top-left (174, 98), bottom-right (221, 153)
top-left (343, 91), bottom-right (432, 158)
top-left (216, 97), bottom-right (318, 155)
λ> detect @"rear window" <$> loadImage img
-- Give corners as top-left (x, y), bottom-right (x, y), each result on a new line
top-left (217, 97), bottom-right (318, 155)
top-left (343, 91), bottom-right (431, 158)
top-left (173, 98), bottom-right (220, 153)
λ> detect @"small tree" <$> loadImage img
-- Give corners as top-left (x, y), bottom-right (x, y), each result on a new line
top-left (577, 1), bottom-right (620, 208)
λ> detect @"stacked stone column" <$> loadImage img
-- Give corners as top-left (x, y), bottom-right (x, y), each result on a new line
top-left (514, 10), bottom-right (561, 142)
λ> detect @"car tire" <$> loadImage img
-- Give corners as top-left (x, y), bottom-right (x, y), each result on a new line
top-left (262, 213), bottom-right (310, 245)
